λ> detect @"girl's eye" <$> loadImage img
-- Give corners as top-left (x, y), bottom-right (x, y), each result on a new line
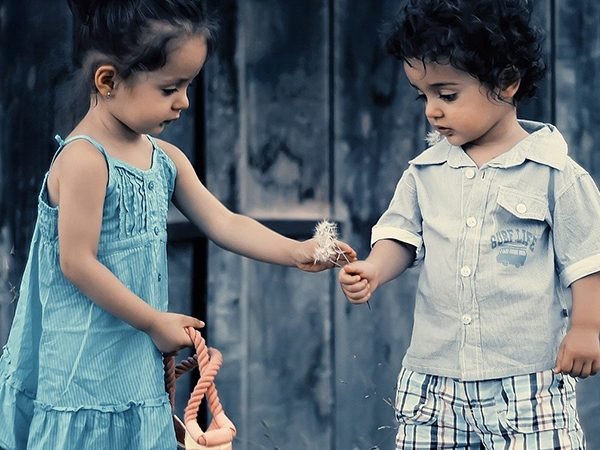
top-left (162, 88), bottom-right (178, 96)
top-left (439, 93), bottom-right (457, 102)
top-left (415, 93), bottom-right (426, 102)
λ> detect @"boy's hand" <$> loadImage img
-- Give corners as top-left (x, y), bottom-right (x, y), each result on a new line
top-left (554, 325), bottom-right (600, 378)
top-left (339, 261), bottom-right (378, 304)
top-left (295, 239), bottom-right (357, 272)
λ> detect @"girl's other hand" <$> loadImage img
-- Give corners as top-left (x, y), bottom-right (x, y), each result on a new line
top-left (295, 239), bottom-right (357, 272)
top-left (339, 261), bottom-right (378, 304)
top-left (146, 312), bottom-right (205, 354)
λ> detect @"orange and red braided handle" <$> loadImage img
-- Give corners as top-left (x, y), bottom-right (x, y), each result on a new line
top-left (164, 327), bottom-right (236, 448)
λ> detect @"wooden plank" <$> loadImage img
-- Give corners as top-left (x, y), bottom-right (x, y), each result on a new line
top-left (555, 0), bottom-right (600, 446)
top-left (0, 2), bottom-right (73, 344)
top-left (204, 1), bottom-right (334, 448)
top-left (246, 265), bottom-right (333, 449)
top-left (203, 0), bottom-right (247, 440)
top-left (238, 1), bottom-right (333, 447)
top-left (238, 0), bottom-right (331, 217)
top-left (555, 0), bottom-right (600, 182)
top-left (518, 0), bottom-right (554, 122)
top-left (333, 1), bottom-right (423, 448)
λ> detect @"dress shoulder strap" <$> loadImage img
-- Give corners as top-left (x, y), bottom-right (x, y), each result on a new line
top-left (51, 134), bottom-right (111, 168)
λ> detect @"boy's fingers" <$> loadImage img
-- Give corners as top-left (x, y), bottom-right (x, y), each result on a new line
top-left (570, 360), bottom-right (584, 377)
top-left (347, 291), bottom-right (371, 304)
top-left (342, 263), bottom-right (363, 276)
top-left (579, 360), bottom-right (593, 379)
top-left (343, 279), bottom-right (368, 293)
top-left (339, 271), bottom-right (363, 284)
top-left (554, 344), bottom-right (566, 373)
top-left (559, 355), bottom-right (574, 375)
top-left (591, 360), bottom-right (599, 376)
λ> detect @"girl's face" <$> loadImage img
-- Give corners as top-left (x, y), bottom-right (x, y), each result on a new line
top-left (403, 60), bottom-right (517, 149)
top-left (108, 35), bottom-right (208, 136)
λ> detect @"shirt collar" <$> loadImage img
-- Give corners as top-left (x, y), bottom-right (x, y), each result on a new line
top-left (409, 120), bottom-right (568, 170)
top-left (409, 140), bottom-right (474, 168)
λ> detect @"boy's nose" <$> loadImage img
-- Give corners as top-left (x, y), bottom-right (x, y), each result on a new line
top-left (425, 102), bottom-right (443, 120)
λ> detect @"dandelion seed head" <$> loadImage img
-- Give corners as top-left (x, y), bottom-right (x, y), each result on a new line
top-left (425, 130), bottom-right (442, 146)
top-left (312, 219), bottom-right (339, 263)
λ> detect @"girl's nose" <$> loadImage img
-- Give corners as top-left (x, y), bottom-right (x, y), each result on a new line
top-left (174, 91), bottom-right (190, 111)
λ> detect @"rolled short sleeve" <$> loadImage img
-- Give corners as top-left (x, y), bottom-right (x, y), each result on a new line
top-left (371, 168), bottom-right (423, 263)
top-left (553, 172), bottom-right (600, 286)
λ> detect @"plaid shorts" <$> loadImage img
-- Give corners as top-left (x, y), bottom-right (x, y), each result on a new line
top-left (394, 368), bottom-right (585, 449)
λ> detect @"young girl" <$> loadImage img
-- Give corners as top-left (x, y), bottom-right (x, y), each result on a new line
top-left (340, 0), bottom-right (600, 448)
top-left (0, 1), bottom-right (355, 449)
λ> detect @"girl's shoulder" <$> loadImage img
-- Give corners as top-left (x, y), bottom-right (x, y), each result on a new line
top-left (49, 137), bottom-right (109, 184)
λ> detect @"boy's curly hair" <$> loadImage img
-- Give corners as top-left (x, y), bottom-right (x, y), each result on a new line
top-left (384, 0), bottom-right (546, 102)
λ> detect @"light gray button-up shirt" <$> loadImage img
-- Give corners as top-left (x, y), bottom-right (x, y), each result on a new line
top-left (372, 121), bottom-right (600, 380)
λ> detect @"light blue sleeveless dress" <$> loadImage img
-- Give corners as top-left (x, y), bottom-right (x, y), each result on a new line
top-left (0, 135), bottom-right (179, 450)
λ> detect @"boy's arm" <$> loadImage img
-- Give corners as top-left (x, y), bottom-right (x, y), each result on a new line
top-left (339, 239), bottom-right (415, 303)
top-left (555, 271), bottom-right (600, 378)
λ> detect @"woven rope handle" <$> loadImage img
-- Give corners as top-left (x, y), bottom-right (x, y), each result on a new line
top-left (163, 327), bottom-right (236, 448)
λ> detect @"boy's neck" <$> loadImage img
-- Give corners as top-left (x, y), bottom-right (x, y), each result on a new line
top-left (463, 117), bottom-right (529, 168)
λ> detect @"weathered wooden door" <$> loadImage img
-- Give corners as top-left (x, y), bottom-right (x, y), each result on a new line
top-left (1, 1), bottom-right (599, 449)
top-left (202, 1), bottom-right (600, 449)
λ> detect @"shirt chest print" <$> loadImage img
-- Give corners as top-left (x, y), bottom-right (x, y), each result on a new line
top-left (490, 228), bottom-right (538, 268)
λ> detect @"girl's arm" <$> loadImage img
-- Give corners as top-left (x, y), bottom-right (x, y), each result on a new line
top-left (555, 271), bottom-right (600, 378)
top-left (161, 140), bottom-right (355, 270)
top-left (339, 239), bottom-right (415, 303)
top-left (54, 141), bottom-right (203, 353)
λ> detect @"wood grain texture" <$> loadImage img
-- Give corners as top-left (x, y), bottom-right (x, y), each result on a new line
top-left (1, 0), bottom-right (599, 448)
top-left (334, 1), bottom-right (424, 448)
top-left (555, 0), bottom-right (600, 442)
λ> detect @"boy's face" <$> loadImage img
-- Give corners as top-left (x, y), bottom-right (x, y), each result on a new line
top-left (403, 60), bottom-right (517, 149)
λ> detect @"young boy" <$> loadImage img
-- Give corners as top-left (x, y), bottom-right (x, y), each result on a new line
top-left (339, 0), bottom-right (600, 448)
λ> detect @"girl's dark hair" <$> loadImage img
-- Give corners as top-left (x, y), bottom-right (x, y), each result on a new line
top-left (384, 0), bottom-right (546, 102)
top-left (67, 0), bottom-right (217, 94)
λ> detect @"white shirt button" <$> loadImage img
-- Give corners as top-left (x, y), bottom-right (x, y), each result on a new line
top-left (462, 314), bottom-right (472, 325)
top-left (466, 217), bottom-right (477, 227)
top-left (460, 266), bottom-right (472, 277)
top-left (516, 203), bottom-right (527, 214)
top-left (465, 168), bottom-right (476, 179)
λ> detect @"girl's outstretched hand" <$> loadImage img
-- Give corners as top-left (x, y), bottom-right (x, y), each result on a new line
top-left (339, 261), bottom-right (379, 304)
top-left (294, 239), bottom-right (357, 272)
top-left (146, 312), bottom-right (205, 354)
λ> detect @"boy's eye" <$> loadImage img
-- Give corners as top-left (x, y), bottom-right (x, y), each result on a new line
top-left (162, 88), bottom-right (178, 95)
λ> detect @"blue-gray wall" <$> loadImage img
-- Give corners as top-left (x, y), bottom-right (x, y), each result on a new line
top-left (1, 1), bottom-right (599, 449)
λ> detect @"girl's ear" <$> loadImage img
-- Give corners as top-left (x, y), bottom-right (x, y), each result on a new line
top-left (94, 64), bottom-right (118, 98)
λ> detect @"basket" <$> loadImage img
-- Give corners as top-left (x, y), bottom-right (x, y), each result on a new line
top-left (164, 327), bottom-right (237, 449)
